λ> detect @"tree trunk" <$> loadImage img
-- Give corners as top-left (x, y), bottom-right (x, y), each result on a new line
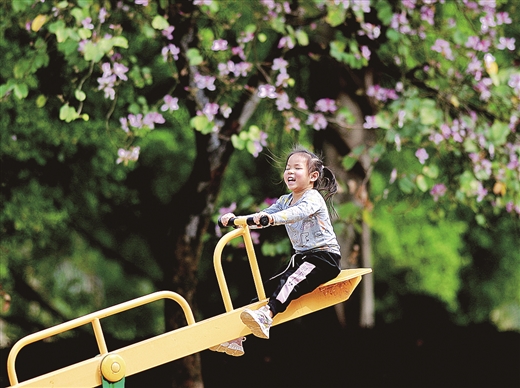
top-left (322, 84), bottom-right (376, 328)
top-left (151, 95), bottom-right (260, 386)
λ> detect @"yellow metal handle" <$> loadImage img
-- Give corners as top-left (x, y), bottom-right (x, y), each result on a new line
top-left (213, 217), bottom-right (266, 312)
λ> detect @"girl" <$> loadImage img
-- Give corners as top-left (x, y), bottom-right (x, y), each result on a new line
top-left (210, 146), bottom-right (341, 356)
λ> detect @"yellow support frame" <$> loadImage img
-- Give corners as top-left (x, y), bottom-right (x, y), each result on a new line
top-left (7, 217), bottom-right (371, 387)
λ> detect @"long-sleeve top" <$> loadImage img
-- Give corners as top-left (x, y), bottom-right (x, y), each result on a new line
top-left (261, 189), bottom-right (340, 255)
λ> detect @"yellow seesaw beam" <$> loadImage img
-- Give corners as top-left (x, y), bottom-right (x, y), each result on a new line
top-left (7, 268), bottom-right (371, 388)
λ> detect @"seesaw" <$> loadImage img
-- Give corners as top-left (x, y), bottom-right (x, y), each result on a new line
top-left (6, 216), bottom-right (371, 387)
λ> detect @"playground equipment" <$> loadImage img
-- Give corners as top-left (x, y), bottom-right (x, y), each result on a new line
top-left (6, 216), bottom-right (371, 387)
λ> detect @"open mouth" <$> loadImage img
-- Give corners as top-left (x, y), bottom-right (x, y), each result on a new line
top-left (287, 177), bottom-right (295, 182)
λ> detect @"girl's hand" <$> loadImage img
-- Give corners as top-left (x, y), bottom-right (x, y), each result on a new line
top-left (253, 212), bottom-right (273, 226)
top-left (219, 213), bottom-right (235, 227)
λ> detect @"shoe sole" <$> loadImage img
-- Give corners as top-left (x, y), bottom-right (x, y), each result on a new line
top-left (240, 310), bottom-right (269, 339)
top-left (209, 343), bottom-right (244, 357)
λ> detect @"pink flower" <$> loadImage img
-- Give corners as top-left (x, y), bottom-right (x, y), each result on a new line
top-left (420, 5), bottom-right (434, 26)
top-left (116, 146), bottom-right (140, 164)
top-left (496, 12), bottom-right (512, 25)
top-left (361, 45), bottom-right (371, 60)
top-left (286, 115), bottom-right (301, 131)
top-left (363, 115), bottom-right (378, 129)
top-left (162, 26), bottom-right (174, 40)
top-left (415, 148), bottom-right (429, 164)
top-left (211, 39), bottom-right (228, 51)
top-left (430, 183), bottom-right (447, 202)
top-left (99, 8), bottom-right (107, 23)
top-left (258, 84), bottom-right (277, 99)
top-left (161, 44), bottom-right (180, 61)
top-left (161, 95), bottom-right (179, 112)
top-left (202, 103), bottom-right (219, 121)
top-left (275, 72), bottom-right (290, 87)
top-left (358, 23), bottom-right (381, 40)
top-left (272, 58), bottom-right (288, 72)
top-left (220, 104), bottom-right (232, 118)
top-left (194, 73), bottom-right (216, 91)
top-left (120, 117), bottom-right (129, 133)
top-left (389, 168), bottom-right (397, 184)
top-left (128, 114), bottom-right (143, 129)
top-left (275, 92), bottom-right (291, 111)
top-left (81, 17), bottom-right (94, 30)
top-left (475, 182), bottom-right (488, 202)
top-left (306, 113), bottom-right (327, 130)
top-left (431, 39), bottom-right (454, 60)
top-left (278, 36), bottom-right (295, 49)
top-left (315, 98), bottom-right (337, 113)
top-left (113, 63), bottom-right (128, 81)
top-left (497, 37), bottom-right (515, 51)
top-left (143, 112), bottom-right (165, 129)
top-left (295, 97), bottom-right (308, 110)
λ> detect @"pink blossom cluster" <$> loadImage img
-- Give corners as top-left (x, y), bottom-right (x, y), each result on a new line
top-left (97, 62), bottom-right (129, 100)
top-left (194, 73), bottom-right (216, 91)
top-left (194, 102), bottom-right (232, 125)
top-left (218, 61), bottom-right (252, 78)
top-left (116, 146), bottom-right (140, 165)
top-left (390, 9), bottom-right (427, 39)
top-left (119, 112), bottom-right (165, 132)
top-left (431, 39), bottom-right (454, 60)
top-left (366, 85), bottom-right (399, 102)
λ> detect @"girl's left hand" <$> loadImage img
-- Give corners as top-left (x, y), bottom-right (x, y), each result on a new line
top-left (252, 212), bottom-right (273, 226)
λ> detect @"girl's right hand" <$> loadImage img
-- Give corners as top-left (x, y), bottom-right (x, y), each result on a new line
top-left (219, 213), bottom-right (236, 226)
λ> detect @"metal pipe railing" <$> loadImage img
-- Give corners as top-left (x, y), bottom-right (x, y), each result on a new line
top-left (212, 217), bottom-right (266, 312)
top-left (7, 291), bottom-right (194, 386)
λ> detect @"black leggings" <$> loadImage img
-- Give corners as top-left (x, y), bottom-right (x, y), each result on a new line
top-left (264, 251), bottom-right (341, 317)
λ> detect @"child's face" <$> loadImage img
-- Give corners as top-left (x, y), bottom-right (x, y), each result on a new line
top-left (284, 153), bottom-right (318, 194)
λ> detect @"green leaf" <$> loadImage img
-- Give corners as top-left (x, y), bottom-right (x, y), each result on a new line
top-left (295, 30), bottom-right (309, 46)
top-left (488, 120), bottom-right (509, 146)
top-left (36, 95), bottom-right (47, 108)
top-left (342, 155), bottom-right (357, 171)
top-left (369, 144), bottom-right (385, 161)
top-left (0, 84), bottom-right (10, 98)
top-left (186, 48), bottom-right (203, 66)
top-left (416, 174), bottom-right (428, 192)
top-left (12, 0), bottom-right (32, 12)
top-left (419, 99), bottom-right (441, 125)
top-left (246, 141), bottom-right (257, 155)
top-left (83, 41), bottom-right (104, 62)
top-left (231, 134), bottom-right (245, 149)
top-left (75, 90), bottom-right (86, 101)
top-left (330, 40), bottom-right (346, 61)
top-left (386, 29), bottom-right (400, 42)
top-left (151, 15), bottom-right (170, 30)
top-left (351, 144), bottom-right (365, 157)
top-left (326, 7), bottom-right (346, 27)
top-left (190, 115), bottom-right (209, 132)
top-left (398, 176), bottom-right (415, 194)
top-left (59, 104), bottom-right (79, 122)
top-left (78, 28), bottom-right (92, 40)
top-left (111, 36), bottom-right (129, 49)
top-left (422, 165), bottom-right (439, 179)
top-left (376, 0), bottom-right (394, 25)
top-left (13, 83), bottom-right (29, 99)
top-left (70, 8), bottom-right (86, 23)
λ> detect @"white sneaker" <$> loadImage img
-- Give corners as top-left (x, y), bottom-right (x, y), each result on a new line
top-left (209, 337), bottom-right (246, 357)
top-left (240, 306), bottom-right (272, 339)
